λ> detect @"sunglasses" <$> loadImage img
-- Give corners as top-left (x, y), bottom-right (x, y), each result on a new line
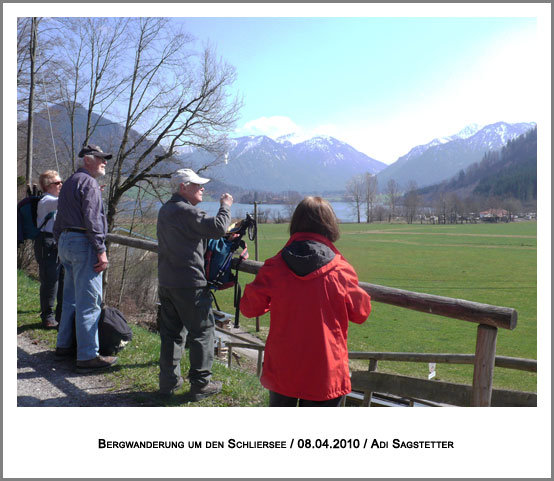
top-left (51, 181), bottom-right (63, 185)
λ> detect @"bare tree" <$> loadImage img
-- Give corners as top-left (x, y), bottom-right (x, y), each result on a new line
top-left (18, 17), bottom-right (242, 298)
top-left (448, 193), bottom-right (462, 224)
top-left (282, 191), bottom-right (302, 220)
top-left (18, 18), bottom-right (69, 183)
top-left (404, 180), bottom-right (420, 224)
top-left (363, 172), bottom-right (378, 223)
top-left (386, 179), bottom-right (400, 222)
top-left (24, 17), bottom-right (38, 188)
top-left (346, 174), bottom-right (364, 223)
top-left (52, 18), bottom-right (129, 171)
top-left (504, 197), bottom-right (523, 222)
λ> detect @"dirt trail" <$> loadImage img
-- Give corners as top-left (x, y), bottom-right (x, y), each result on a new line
top-left (17, 333), bottom-right (144, 407)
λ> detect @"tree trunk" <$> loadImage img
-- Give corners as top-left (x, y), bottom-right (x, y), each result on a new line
top-left (25, 18), bottom-right (38, 188)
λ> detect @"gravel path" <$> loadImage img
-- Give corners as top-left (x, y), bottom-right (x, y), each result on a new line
top-left (17, 333), bottom-right (143, 407)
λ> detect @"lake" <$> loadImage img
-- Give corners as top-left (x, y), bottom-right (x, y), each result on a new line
top-left (198, 201), bottom-right (358, 223)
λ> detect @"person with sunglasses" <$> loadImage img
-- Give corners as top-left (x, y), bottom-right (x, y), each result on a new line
top-left (53, 144), bottom-right (117, 373)
top-left (34, 170), bottom-right (64, 329)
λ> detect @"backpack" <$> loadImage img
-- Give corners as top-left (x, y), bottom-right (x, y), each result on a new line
top-left (98, 306), bottom-right (133, 356)
top-left (204, 237), bottom-right (248, 290)
top-left (204, 213), bottom-right (256, 328)
top-left (17, 193), bottom-right (55, 245)
top-left (204, 237), bottom-right (248, 328)
top-left (68, 306), bottom-right (133, 356)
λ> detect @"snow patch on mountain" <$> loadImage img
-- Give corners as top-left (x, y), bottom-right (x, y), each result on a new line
top-left (276, 132), bottom-right (311, 145)
top-left (456, 123), bottom-right (483, 139)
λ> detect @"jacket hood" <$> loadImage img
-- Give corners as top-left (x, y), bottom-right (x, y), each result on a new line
top-left (281, 233), bottom-right (337, 277)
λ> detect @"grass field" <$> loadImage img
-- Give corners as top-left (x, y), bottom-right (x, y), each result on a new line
top-left (215, 220), bottom-right (537, 393)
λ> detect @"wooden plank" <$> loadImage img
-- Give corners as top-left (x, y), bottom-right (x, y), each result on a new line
top-left (225, 342), bottom-right (265, 351)
top-left (257, 351), bottom-right (263, 378)
top-left (351, 371), bottom-right (536, 407)
top-left (352, 371), bottom-right (471, 406)
top-left (471, 325), bottom-right (498, 406)
top-left (358, 281), bottom-right (517, 330)
top-left (231, 259), bottom-right (517, 330)
top-left (106, 233), bottom-right (158, 253)
top-left (348, 352), bottom-right (537, 372)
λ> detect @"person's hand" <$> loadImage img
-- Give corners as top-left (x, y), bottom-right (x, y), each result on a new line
top-left (94, 251), bottom-right (109, 272)
top-left (220, 193), bottom-right (233, 207)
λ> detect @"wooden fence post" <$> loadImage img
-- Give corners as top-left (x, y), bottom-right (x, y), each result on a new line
top-left (471, 324), bottom-right (498, 406)
top-left (227, 346), bottom-right (233, 369)
top-left (256, 350), bottom-right (263, 378)
top-left (362, 359), bottom-right (378, 406)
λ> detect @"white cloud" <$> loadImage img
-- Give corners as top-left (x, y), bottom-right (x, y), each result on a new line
top-left (236, 116), bottom-right (302, 138)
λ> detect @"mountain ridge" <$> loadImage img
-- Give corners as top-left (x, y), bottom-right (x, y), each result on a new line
top-left (376, 121), bottom-right (536, 191)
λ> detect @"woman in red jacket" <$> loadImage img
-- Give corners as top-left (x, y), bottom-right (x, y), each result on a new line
top-left (240, 196), bottom-right (371, 406)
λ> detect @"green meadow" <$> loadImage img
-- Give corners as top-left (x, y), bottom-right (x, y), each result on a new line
top-left (216, 221), bottom-right (537, 393)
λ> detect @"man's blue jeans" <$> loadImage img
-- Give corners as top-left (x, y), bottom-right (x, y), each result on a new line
top-left (56, 232), bottom-right (103, 361)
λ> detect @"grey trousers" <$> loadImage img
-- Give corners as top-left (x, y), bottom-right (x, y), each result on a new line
top-left (158, 286), bottom-right (215, 392)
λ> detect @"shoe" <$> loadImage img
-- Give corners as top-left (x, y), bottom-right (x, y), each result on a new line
top-left (42, 319), bottom-right (59, 330)
top-left (75, 355), bottom-right (118, 374)
top-left (54, 346), bottom-right (77, 361)
top-left (189, 380), bottom-right (222, 401)
top-left (159, 377), bottom-right (184, 397)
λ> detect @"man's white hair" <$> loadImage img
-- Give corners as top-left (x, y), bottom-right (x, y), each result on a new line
top-left (80, 154), bottom-right (95, 169)
top-left (170, 170), bottom-right (191, 193)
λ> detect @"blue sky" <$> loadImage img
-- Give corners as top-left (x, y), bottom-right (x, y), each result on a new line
top-left (176, 16), bottom-right (538, 164)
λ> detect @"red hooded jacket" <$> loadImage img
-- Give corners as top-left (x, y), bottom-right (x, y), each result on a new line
top-left (240, 232), bottom-right (371, 401)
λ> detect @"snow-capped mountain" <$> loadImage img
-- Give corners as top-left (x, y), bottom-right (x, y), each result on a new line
top-left (376, 121), bottom-right (536, 190)
top-left (183, 134), bottom-right (387, 193)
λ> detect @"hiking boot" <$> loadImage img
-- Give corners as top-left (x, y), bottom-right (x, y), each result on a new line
top-left (189, 380), bottom-right (222, 401)
top-left (75, 355), bottom-right (118, 374)
top-left (42, 319), bottom-right (59, 330)
top-left (159, 377), bottom-right (184, 398)
top-left (54, 346), bottom-right (77, 361)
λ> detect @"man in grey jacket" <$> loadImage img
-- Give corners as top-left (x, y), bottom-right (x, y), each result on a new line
top-left (157, 168), bottom-right (233, 399)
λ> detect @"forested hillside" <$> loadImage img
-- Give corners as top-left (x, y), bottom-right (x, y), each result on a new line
top-left (418, 127), bottom-right (537, 205)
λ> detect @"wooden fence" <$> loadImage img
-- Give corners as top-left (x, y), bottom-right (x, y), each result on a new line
top-left (106, 233), bottom-right (536, 407)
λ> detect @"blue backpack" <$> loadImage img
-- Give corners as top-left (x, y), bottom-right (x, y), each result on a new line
top-left (17, 194), bottom-right (55, 245)
top-left (204, 213), bottom-right (256, 327)
top-left (204, 237), bottom-right (248, 290)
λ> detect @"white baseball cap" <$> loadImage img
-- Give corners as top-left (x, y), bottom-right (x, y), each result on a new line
top-left (173, 168), bottom-right (210, 185)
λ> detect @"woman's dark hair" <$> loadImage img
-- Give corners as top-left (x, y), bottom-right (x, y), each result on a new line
top-left (289, 196), bottom-right (340, 242)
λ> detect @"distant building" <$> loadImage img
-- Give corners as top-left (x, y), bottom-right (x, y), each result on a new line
top-left (479, 209), bottom-right (509, 222)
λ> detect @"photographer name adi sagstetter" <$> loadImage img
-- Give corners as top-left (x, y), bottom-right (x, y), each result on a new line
top-left (389, 439), bottom-right (454, 449)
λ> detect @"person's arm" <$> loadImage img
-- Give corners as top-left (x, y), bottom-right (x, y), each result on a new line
top-left (240, 265), bottom-right (272, 318)
top-left (184, 194), bottom-right (233, 239)
top-left (80, 179), bottom-right (108, 272)
top-left (80, 180), bottom-right (106, 254)
top-left (342, 264), bottom-right (372, 324)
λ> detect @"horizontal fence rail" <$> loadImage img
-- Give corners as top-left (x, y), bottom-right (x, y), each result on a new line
top-left (348, 352), bottom-right (537, 372)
